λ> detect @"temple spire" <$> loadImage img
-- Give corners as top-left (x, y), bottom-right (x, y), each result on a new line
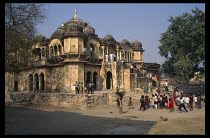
top-left (74, 9), bottom-right (78, 19)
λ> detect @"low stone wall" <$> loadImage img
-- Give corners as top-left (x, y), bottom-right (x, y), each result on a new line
top-left (5, 92), bottom-right (117, 109)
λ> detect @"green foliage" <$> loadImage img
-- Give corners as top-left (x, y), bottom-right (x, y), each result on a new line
top-left (5, 3), bottom-right (48, 72)
top-left (158, 7), bottom-right (205, 82)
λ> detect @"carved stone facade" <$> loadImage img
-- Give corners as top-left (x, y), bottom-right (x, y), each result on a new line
top-left (5, 11), bottom-right (160, 93)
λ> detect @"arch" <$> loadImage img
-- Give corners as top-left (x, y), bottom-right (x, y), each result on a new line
top-left (14, 81), bottom-right (18, 91)
top-left (86, 71), bottom-right (92, 83)
top-left (42, 48), bottom-right (45, 58)
top-left (28, 74), bottom-right (33, 91)
top-left (34, 73), bottom-right (39, 91)
top-left (106, 71), bottom-right (112, 89)
top-left (90, 44), bottom-right (95, 58)
top-left (58, 45), bottom-right (62, 55)
top-left (50, 46), bottom-right (53, 57)
top-left (40, 73), bottom-right (45, 90)
top-left (54, 45), bottom-right (58, 56)
top-left (93, 72), bottom-right (98, 89)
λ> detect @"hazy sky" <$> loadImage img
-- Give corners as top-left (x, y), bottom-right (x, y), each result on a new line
top-left (36, 3), bottom-right (205, 65)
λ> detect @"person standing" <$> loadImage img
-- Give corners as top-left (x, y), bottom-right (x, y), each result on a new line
top-left (154, 94), bottom-right (158, 109)
top-left (122, 60), bottom-right (126, 69)
top-left (116, 93), bottom-right (120, 108)
top-left (119, 98), bottom-right (123, 114)
top-left (179, 97), bottom-right (188, 113)
top-left (164, 80), bottom-right (168, 92)
top-left (151, 75), bottom-right (157, 87)
top-left (79, 82), bottom-right (83, 94)
top-left (110, 53), bottom-right (113, 62)
top-left (145, 96), bottom-right (150, 109)
top-left (168, 98), bottom-right (174, 112)
top-left (130, 64), bottom-right (134, 73)
top-left (184, 95), bottom-right (190, 108)
top-left (139, 95), bottom-right (145, 111)
top-left (105, 53), bottom-right (109, 62)
top-left (91, 82), bottom-right (95, 94)
top-left (150, 94), bottom-right (155, 108)
top-left (173, 87), bottom-right (179, 96)
top-left (73, 81), bottom-right (79, 94)
top-left (194, 94), bottom-right (198, 108)
top-left (128, 97), bottom-right (133, 109)
top-left (88, 83), bottom-right (92, 94)
top-left (189, 93), bottom-right (194, 111)
top-left (116, 87), bottom-right (120, 93)
top-left (197, 94), bottom-right (202, 109)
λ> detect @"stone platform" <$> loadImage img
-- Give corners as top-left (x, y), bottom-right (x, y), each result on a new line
top-left (5, 90), bottom-right (120, 109)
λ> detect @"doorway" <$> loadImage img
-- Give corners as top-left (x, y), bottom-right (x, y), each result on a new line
top-left (106, 71), bottom-right (112, 89)
top-left (14, 81), bottom-right (18, 91)
top-left (93, 72), bottom-right (98, 89)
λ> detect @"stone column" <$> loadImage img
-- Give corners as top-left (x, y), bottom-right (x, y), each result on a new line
top-left (116, 47), bottom-right (119, 61)
top-left (119, 50), bottom-right (122, 60)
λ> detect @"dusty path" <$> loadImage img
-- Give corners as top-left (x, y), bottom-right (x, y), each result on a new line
top-left (5, 104), bottom-right (205, 135)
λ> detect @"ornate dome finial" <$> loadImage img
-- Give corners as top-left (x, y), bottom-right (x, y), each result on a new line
top-left (74, 9), bottom-right (78, 19)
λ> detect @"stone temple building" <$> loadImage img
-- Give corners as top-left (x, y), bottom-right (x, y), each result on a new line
top-left (5, 10), bottom-right (160, 93)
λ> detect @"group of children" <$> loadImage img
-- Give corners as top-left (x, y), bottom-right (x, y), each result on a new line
top-left (116, 92), bottom-right (204, 114)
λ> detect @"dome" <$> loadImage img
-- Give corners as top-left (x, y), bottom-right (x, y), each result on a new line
top-left (99, 38), bottom-right (106, 45)
top-left (63, 22), bottom-right (84, 37)
top-left (34, 34), bottom-right (46, 43)
top-left (50, 29), bottom-right (64, 40)
top-left (84, 24), bottom-right (95, 34)
top-left (64, 18), bottom-right (88, 28)
top-left (120, 39), bottom-right (131, 47)
top-left (83, 24), bottom-right (98, 38)
top-left (131, 38), bottom-right (142, 47)
top-left (103, 34), bottom-right (117, 42)
top-left (44, 37), bottom-right (50, 42)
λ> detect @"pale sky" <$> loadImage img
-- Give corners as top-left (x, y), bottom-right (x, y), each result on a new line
top-left (36, 3), bottom-right (205, 65)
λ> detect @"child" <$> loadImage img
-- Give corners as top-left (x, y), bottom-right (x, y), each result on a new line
top-left (128, 97), bottom-right (133, 109)
top-left (119, 98), bottom-right (123, 114)
top-left (154, 94), bottom-right (158, 109)
top-left (145, 96), bottom-right (150, 109)
top-left (168, 98), bottom-right (174, 112)
top-left (139, 95), bottom-right (145, 111)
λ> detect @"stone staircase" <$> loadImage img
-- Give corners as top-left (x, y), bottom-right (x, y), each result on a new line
top-left (174, 84), bottom-right (205, 95)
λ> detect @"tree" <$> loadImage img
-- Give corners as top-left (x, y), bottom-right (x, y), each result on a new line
top-left (5, 3), bottom-right (48, 72)
top-left (158, 7), bottom-right (205, 82)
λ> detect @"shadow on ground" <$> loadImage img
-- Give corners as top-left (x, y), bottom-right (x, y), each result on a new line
top-left (5, 106), bottom-right (157, 135)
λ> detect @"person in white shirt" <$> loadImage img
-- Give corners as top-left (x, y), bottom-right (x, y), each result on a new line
top-left (110, 53), bottom-right (113, 62)
top-left (184, 95), bottom-right (190, 108)
top-left (130, 64), bottom-right (134, 73)
top-left (105, 54), bottom-right (109, 62)
top-left (154, 94), bottom-right (158, 109)
top-left (194, 95), bottom-right (198, 108)
top-left (179, 97), bottom-right (188, 113)
top-left (164, 80), bottom-right (168, 92)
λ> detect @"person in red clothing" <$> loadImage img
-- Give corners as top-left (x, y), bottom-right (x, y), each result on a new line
top-left (172, 94), bottom-right (176, 101)
top-left (189, 93), bottom-right (194, 111)
top-left (168, 98), bottom-right (174, 112)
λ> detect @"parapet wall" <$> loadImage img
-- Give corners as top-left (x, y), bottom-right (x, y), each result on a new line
top-left (5, 92), bottom-right (117, 109)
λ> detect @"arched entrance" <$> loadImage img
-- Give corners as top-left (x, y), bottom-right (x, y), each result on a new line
top-left (93, 72), bottom-right (98, 89)
top-left (86, 71), bottom-right (91, 83)
top-left (14, 81), bottom-right (18, 91)
top-left (40, 73), bottom-right (44, 90)
top-left (90, 44), bottom-right (94, 58)
top-left (34, 74), bottom-right (39, 91)
top-left (29, 74), bottom-right (33, 91)
top-left (106, 71), bottom-right (112, 89)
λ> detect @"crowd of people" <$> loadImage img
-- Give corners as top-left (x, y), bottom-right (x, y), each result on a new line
top-left (115, 87), bottom-right (205, 114)
top-left (73, 81), bottom-right (95, 94)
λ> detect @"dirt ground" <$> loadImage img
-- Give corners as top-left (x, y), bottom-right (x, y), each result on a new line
top-left (5, 102), bottom-right (205, 135)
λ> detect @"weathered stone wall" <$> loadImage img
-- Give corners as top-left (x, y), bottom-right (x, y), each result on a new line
top-left (5, 92), bottom-right (117, 109)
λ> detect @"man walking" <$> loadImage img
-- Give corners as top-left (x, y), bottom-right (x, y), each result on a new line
top-left (73, 81), bottom-right (79, 94)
